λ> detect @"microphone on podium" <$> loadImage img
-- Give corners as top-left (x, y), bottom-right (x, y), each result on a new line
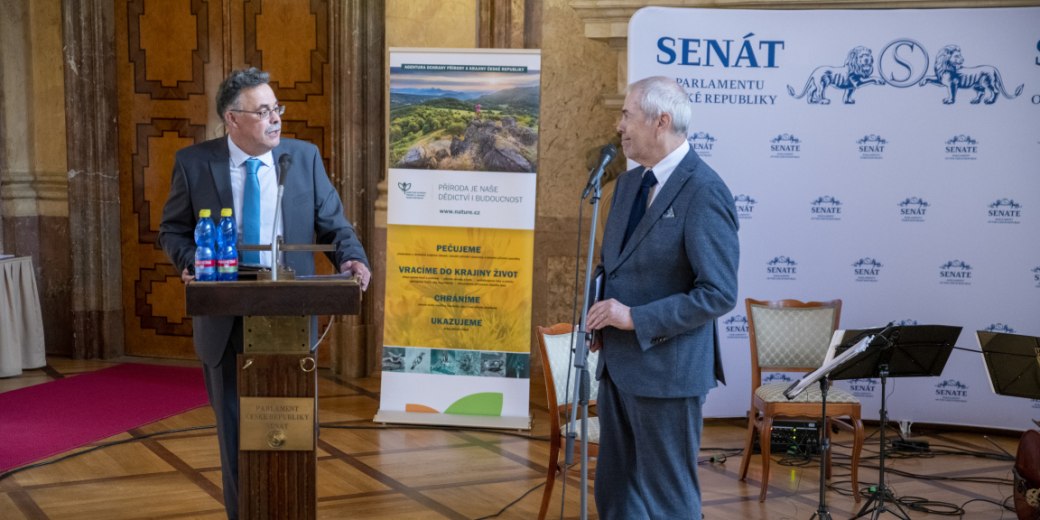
top-left (277, 153), bottom-right (292, 186)
top-left (270, 153), bottom-right (293, 278)
top-left (581, 143), bottom-right (618, 200)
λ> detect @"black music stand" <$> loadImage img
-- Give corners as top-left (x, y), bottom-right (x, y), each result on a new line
top-left (978, 331), bottom-right (1040, 401)
top-left (978, 331), bottom-right (1040, 518)
top-left (784, 333), bottom-right (874, 520)
top-left (828, 325), bottom-right (962, 520)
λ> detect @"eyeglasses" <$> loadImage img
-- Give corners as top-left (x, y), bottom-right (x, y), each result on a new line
top-left (229, 104), bottom-right (285, 120)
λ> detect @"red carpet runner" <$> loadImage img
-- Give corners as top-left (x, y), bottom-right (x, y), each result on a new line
top-left (0, 363), bottom-right (208, 472)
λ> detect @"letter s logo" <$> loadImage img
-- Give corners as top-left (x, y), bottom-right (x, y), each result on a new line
top-left (878, 39), bottom-right (929, 88)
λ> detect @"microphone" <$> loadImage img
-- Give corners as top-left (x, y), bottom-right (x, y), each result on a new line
top-left (277, 153), bottom-right (292, 186)
top-left (270, 153), bottom-right (292, 279)
top-left (581, 143), bottom-right (617, 200)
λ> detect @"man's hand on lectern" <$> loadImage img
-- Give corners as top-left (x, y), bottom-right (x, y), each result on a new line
top-left (340, 260), bottom-right (371, 291)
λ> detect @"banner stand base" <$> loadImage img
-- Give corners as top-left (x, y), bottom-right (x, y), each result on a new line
top-left (374, 409), bottom-right (532, 430)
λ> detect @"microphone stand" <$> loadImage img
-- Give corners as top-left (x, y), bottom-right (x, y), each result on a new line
top-left (810, 376), bottom-right (833, 520)
top-left (566, 175), bottom-right (604, 520)
top-left (270, 154), bottom-right (291, 281)
top-left (270, 183), bottom-right (285, 281)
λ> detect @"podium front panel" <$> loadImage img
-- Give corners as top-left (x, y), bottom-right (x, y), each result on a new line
top-left (238, 353), bottom-right (317, 518)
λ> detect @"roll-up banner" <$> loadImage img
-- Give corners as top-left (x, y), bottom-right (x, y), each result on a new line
top-left (628, 7), bottom-right (1040, 430)
top-left (376, 49), bottom-right (540, 429)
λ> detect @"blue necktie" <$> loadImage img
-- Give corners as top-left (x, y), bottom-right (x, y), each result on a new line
top-left (622, 169), bottom-right (657, 249)
top-left (242, 157), bottom-right (261, 264)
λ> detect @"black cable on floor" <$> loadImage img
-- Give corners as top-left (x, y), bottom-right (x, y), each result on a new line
top-left (697, 447), bottom-right (743, 465)
top-left (473, 481), bottom-right (545, 520)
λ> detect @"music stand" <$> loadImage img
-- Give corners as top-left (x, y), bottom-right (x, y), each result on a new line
top-left (829, 325), bottom-right (962, 520)
top-left (977, 331), bottom-right (1040, 519)
top-left (977, 331), bottom-right (1040, 401)
top-left (784, 334), bottom-right (874, 520)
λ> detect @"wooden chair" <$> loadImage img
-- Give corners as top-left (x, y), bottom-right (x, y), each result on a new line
top-left (535, 323), bottom-right (599, 520)
top-left (738, 299), bottom-right (864, 502)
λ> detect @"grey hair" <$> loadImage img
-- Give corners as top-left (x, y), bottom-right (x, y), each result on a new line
top-left (628, 76), bottom-right (692, 136)
top-left (215, 68), bottom-right (270, 119)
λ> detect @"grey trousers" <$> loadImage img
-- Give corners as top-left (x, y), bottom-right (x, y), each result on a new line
top-left (595, 372), bottom-right (705, 520)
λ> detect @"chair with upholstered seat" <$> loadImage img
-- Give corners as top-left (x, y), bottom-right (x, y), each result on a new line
top-left (535, 323), bottom-right (599, 520)
top-left (738, 298), bottom-right (864, 502)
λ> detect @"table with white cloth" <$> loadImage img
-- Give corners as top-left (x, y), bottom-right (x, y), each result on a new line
top-left (0, 256), bottom-right (46, 377)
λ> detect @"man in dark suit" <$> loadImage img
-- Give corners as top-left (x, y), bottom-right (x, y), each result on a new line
top-left (158, 68), bottom-right (370, 520)
top-left (585, 76), bottom-right (739, 519)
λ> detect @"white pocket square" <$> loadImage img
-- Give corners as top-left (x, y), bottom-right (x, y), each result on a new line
top-left (663, 207), bottom-right (676, 219)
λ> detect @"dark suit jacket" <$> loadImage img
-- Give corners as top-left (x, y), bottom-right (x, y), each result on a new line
top-left (158, 137), bottom-right (368, 366)
top-left (597, 148), bottom-right (739, 398)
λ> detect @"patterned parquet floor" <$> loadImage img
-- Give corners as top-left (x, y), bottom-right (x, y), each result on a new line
top-left (0, 357), bottom-right (1022, 519)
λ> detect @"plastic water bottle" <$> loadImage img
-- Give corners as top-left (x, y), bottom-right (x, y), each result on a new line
top-left (216, 208), bottom-right (238, 281)
top-left (193, 209), bottom-right (217, 281)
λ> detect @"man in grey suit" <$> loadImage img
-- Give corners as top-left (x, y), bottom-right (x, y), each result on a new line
top-left (585, 76), bottom-right (739, 519)
top-left (158, 68), bottom-right (370, 520)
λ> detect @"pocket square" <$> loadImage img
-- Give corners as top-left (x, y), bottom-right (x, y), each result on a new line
top-left (663, 207), bottom-right (676, 219)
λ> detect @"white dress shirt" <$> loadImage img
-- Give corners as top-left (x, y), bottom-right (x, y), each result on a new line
top-left (645, 140), bottom-right (690, 208)
top-left (227, 136), bottom-right (282, 267)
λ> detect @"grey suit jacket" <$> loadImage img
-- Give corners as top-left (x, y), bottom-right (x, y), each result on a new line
top-left (158, 137), bottom-right (368, 366)
top-left (597, 148), bottom-right (739, 398)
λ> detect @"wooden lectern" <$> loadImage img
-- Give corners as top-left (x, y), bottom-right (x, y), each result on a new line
top-left (186, 277), bottom-right (361, 519)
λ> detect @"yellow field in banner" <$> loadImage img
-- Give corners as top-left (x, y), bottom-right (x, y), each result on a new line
top-left (384, 224), bottom-right (533, 352)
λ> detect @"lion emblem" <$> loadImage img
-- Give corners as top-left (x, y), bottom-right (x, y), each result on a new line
top-left (787, 46), bottom-right (885, 104)
top-left (918, 45), bottom-right (1024, 104)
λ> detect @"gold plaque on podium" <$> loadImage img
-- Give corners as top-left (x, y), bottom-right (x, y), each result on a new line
top-left (240, 397), bottom-right (315, 451)
top-left (243, 316), bottom-right (310, 354)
